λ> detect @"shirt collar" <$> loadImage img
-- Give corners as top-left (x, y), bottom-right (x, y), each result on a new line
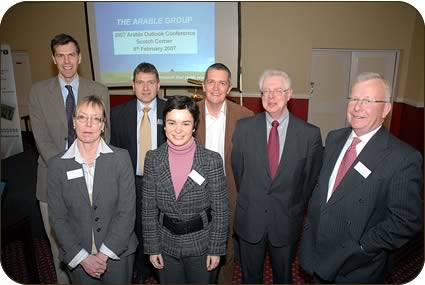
top-left (61, 138), bottom-right (113, 164)
top-left (350, 125), bottom-right (382, 144)
top-left (137, 97), bottom-right (157, 113)
top-left (265, 109), bottom-right (289, 126)
top-left (58, 74), bottom-right (79, 91)
top-left (205, 101), bottom-right (226, 117)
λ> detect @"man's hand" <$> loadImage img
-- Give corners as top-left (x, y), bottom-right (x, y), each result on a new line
top-left (80, 255), bottom-right (107, 278)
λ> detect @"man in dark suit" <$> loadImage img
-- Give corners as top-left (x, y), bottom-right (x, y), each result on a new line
top-left (196, 63), bottom-right (253, 283)
top-left (231, 69), bottom-right (323, 283)
top-left (110, 62), bottom-right (166, 283)
top-left (299, 72), bottom-right (423, 283)
top-left (29, 33), bottom-right (110, 284)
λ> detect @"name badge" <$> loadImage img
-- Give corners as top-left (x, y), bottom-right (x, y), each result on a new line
top-left (189, 169), bottom-right (205, 185)
top-left (67, 169), bottom-right (84, 180)
top-left (354, 162), bottom-right (371, 179)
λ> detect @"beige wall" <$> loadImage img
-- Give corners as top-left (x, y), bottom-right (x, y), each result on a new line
top-left (0, 1), bottom-right (423, 104)
top-left (0, 2), bottom-right (91, 81)
top-left (241, 2), bottom-right (423, 104)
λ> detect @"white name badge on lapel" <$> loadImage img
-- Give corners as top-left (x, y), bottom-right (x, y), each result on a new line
top-left (354, 161), bottom-right (371, 179)
top-left (189, 169), bottom-right (205, 185)
top-left (67, 169), bottom-right (84, 180)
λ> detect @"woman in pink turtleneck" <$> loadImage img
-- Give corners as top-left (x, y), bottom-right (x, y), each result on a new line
top-left (142, 96), bottom-right (228, 283)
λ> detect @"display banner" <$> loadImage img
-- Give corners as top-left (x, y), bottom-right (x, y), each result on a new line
top-left (1, 44), bottom-right (23, 159)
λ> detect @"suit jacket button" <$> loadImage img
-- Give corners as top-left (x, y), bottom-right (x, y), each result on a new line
top-left (95, 217), bottom-right (99, 222)
top-left (97, 228), bottom-right (101, 232)
top-left (346, 220), bottom-right (351, 225)
top-left (265, 209), bottom-right (268, 213)
top-left (93, 205), bottom-right (98, 210)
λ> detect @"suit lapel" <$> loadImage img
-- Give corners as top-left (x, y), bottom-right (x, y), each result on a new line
top-left (324, 127), bottom-right (389, 208)
top-left (224, 100), bottom-right (236, 163)
top-left (49, 78), bottom-right (68, 131)
top-left (156, 145), bottom-right (181, 213)
top-left (196, 100), bottom-right (207, 146)
top-left (128, 100), bottom-right (138, 163)
top-left (274, 114), bottom-right (297, 183)
top-left (66, 159), bottom-right (91, 205)
top-left (254, 113), bottom-right (271, 180)
top-left (91, 153), bottom-right (109, 204)
top-left (318, 130), bottom-right (351, 206)
top-left (156, 99), bottom-right (166, 146)
top-left (77, 78), bottom-right (89, 102)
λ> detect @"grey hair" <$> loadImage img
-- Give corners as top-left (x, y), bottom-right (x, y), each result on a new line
top-left (353, 72), bottom-right (392, 102)
top-left (258, 69), bottom-right (292, 90)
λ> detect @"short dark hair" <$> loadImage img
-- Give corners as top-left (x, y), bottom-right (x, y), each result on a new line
top-left (133, 62), bottom-right (160, 82)
top-left (204, 63), bottom-right (231, 82)
top-left (50, 33), bottom-right (80, 55)
top-left (164, 96), bottom-right (199, 133)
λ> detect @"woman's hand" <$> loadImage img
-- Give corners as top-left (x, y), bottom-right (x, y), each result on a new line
top-left (206, 255), bottom-right (220, 271)
top-left (150, 254), bottom-right (164, 269)
top-left (80, 254), bottom-right (107, 278)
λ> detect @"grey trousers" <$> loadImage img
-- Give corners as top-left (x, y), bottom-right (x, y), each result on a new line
top-left (40, 201), bottom-right (71, 284)
top-left (68, 253), bottom-right (134, 284)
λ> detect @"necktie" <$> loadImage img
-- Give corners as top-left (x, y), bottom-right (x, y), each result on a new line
top-left (139, 107), bottom-right (151, 174)
top-left (268, 120), bottom-right (280, 179)
top-left (65, 85), bottom-right (76, 147)
top-left (332, 137), bottom-right (362, 193)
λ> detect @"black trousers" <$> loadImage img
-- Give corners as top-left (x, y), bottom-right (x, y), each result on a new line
top-left (134, 176), bottom-right (156, 283)
top-left (158, 253), bottom-right (213, 284)
top-left (239, 233), bottom-right (296, 284)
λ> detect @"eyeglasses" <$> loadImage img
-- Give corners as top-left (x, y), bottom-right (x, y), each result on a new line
top-left (204, 79), bottom-right (230, 88)
top-left (347, 97), bottom-right (387, 106)
top-left (76, 114), bottom-right (104, 125)
top-left (261, 88), bottom-right (290, 97)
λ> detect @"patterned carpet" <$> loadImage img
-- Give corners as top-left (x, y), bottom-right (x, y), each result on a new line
top-left (1, 233), bottom-right (423, 284)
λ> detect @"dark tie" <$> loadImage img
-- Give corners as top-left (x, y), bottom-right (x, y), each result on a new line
top-left (332, 137), bottom-right (362, 193)
top-left (268, 120), bottom-right (280, 179)
top-left (65, 85), bottom-right (76, 147)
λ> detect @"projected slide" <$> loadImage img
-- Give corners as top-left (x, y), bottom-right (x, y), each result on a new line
top-left (90, 2), bottom-right (215, 86)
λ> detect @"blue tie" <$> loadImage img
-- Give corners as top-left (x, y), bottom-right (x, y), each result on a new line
top-left (65, 85), bottom-right (76, 147)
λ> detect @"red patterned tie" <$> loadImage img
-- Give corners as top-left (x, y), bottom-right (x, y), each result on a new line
top-left (268, 120), bottom-right (280, 179)
top-left (332, 137), bottom-right (362, 193)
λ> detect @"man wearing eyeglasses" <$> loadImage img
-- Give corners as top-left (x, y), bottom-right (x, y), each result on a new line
top-left (299, 72), bottom-right (423, 283)
top-left (195, 63), bottom-right (253, 283)
top-left (29, 33), bottom-right (110, 284)
top-left (110, 62), bottom-right (166, 283)
top-left (231, 69), bottom-right (323, 283)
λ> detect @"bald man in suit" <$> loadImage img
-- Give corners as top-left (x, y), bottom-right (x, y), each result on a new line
top-left (29, 33), bottom-right (110, 284)
top-left (196, 63), bottom-right (253, 283)
top-left (299, 72), bottom-right (423, 283)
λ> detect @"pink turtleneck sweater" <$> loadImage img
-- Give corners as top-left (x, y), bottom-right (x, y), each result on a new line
top-left (167, 137), bottom-right (196, 199)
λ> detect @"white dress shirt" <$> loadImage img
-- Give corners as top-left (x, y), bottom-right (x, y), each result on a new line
top-left (205, 102), bottom-right (226, 172)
